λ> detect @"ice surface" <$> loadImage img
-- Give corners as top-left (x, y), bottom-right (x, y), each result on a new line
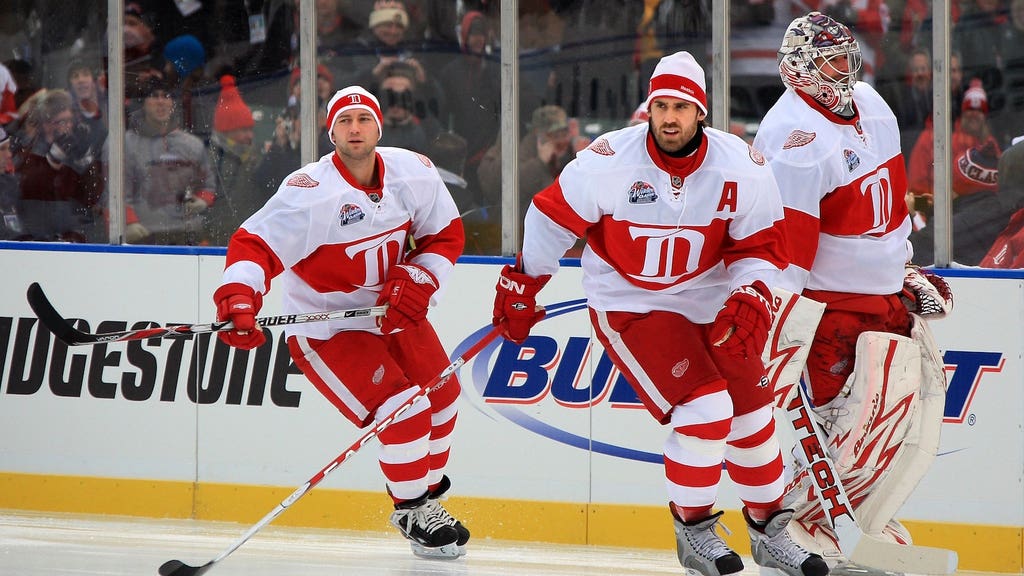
top-left (0, 511), bottom-right (1003, 576)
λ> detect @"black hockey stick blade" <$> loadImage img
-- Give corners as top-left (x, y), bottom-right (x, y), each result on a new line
top-left (26, 282), bottom-right (92, 345)
top-left (158, 559), bottom-right (213, 576)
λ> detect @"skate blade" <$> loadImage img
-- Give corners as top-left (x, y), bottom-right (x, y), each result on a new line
top-left (830, 562), bottom-right (903, 576)
top-left (410, 541), bottom-right (462, 559)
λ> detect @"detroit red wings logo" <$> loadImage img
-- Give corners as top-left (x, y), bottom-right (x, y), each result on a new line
top-left (286, 173), bottom-right (319, 187)
top-left (748, 145), bottom-right (766, 165)
top-left (588, 138), bottom-right (614, 156)
top-left (416, 153), bottom-right (433, 168)
top-left (783, 130), bottom-right (816, 149)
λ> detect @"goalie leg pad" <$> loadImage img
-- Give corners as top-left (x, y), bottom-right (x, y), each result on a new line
top-left (855, 315), bottom-right (946, 535)
top-left (784, 330), bottom-right (924, 529)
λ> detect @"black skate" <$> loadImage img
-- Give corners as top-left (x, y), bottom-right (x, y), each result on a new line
top-left (428, 475), bottom-right (470, 555)
top-left (389, 490), bottom-right (460, 559)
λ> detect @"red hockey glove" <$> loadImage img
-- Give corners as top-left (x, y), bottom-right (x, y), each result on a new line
top-left (493, 257), bottom-right (550, 345)
top-left (709, 280), bottom-right (774, 359)
top-left (901, 265), bottom-right (954, 318)
top-left (214, 283), bottom-right (266, 350)
top-left (375, 263), bottom-right (439, 334)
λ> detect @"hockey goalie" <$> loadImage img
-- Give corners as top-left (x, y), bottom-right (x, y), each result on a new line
top-left (751, 10), bottom-right (958, 572)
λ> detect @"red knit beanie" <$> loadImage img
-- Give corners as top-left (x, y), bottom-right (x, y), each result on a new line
top-left (214, 75), bottom-right (255, 132)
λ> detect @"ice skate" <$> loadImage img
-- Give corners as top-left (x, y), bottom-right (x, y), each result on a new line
top-left (389, 491), bottom-right (461, 559)
top-left (745, 508), bottom-right (829, 576)
top-left (671, 506), bottom-right (744, 576)
top-left (427, 475), bottom-right (470, 555)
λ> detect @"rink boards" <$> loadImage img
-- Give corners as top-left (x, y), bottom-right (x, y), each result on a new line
top-left (0, 245), bottom-right (1020, 572)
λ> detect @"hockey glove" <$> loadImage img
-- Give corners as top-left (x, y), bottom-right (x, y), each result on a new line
top-left (493, 257), bottom-right (550, 345)
top-left (214, 283), bottom-right (266, 350)
top-left (375, 263), bottom-right (438, 334)
top-left (901, 265), bottom-right (954, 318)
top-left (710, 280), bottom-right (774, 359)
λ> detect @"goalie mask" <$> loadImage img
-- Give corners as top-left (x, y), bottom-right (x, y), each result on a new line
top-left (778, 11), bottom-right (863, 115)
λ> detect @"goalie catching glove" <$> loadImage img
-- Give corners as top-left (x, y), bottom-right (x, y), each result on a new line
top-left (376, 263), bottom-right (438, 334)
top-left (710, 280), bottom-right (774, 359)
top-left (901, 265), bottom-right (954, 318)
top-left (493, 255), bottom-right (550, 345)
top-left (214, 283), bottom-right (266, 349)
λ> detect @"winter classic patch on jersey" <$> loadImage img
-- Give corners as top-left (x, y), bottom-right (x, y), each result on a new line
top-left (416, 153), bottom-right (433, 168)
top-left (286, 173), bottom-right (319, 187)
top-left (844, 148), bottom-right (861, 172)
top-left (782, 130), bottom-right (816, 149)
top-left (338, 203), bottom-right (365, 226)
top-left (628, 180), bottom-right (658, 204)
top-left (748, 145), bottom-right (766, 165)
top-left (588, 138), bottom-right (615, 156)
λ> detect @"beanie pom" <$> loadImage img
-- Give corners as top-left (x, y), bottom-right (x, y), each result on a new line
top-left (214, 75), bottom-right (255, 133)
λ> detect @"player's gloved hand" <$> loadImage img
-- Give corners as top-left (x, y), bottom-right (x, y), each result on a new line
top-left (375, 263), bottom-right (438, 334)
top-left (214, 282), bottom-right (266, 349)
top-left (710, 280), bottom-right (774, 359)
top-left (901, 264), bottom-right (954, 318)
top-left (493, 255), bottom-right (550, 345)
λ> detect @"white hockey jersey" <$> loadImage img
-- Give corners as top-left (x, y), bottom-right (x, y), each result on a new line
top-left (221, 148), bottom-right (464, 339)
top-left (522, 123), bottom-right (788, 324)
top-left (753, 83), bottom-right (912, 295)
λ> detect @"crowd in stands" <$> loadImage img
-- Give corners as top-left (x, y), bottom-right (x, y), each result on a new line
top-left (0, 0), bottom-right (1021, 266)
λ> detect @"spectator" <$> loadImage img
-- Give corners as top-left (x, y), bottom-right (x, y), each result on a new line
top-left (349, 0), bottom-right (444, 118)
top-left (253, 64), bottom-right (336, 197)
top-left (981, 136), bottom-right (1024, 267)
top-left (994, 0), bottom-right (1024, 146)
top-left (908, 79), bottom-right (1001, 211)
top-left (955, 0), bottom-right (1011, 83)
top-left (123, 76), bottom-right (216, 245)
top-left (162, 34), bottom-right (208, 134)
top-left (16, 89), bottom-right (103, 242)
top-left (234, 0), bottom-right (299, 77)
top-left (65, 59), bottom-right (108, 149)
top-left (438, 10), bottom-right (499, 197)
top-left (0, 61), bottom-right (17, 125)
top-left (478, 104), bottom-right (589, 228)
top-left (253, 103), bottom-right (301, 200)
top-left (206, 75), bottom-right (263, 246)
top-left (879, 47), bottom-right (933, 158)
top-left (124, 3), bottom-right (165, 101)
top-left (0, 126), bottom-right (23, 239)
top-left (377, 62), bottom-right (441, 154)
top-left (286, 64), bottom-right (336, 156)
top-left (315, 0), bottom-right (364, 84)
top-left (909, 81), bottom-right (1005, 265)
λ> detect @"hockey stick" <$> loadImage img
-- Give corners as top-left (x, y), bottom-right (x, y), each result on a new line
top-left (26, 282), bottom-right (386, 346)
top-left (785, 384), bottom-right (958, 574)
top-left (158, 325), bottom-right (501, 576)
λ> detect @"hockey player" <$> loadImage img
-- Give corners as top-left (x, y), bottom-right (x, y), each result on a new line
top-left (213, 85), bottom-right (470, 559)
top-left (492, 51), bottom-right (829, 576)
top-left (753, 11), bottom-right (954, 567)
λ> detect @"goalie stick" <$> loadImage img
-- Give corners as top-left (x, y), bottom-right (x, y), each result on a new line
top-left (26, 282), bottom-right (386, 346)
top-left (158, 325), bottom-right (502, 576)
top-left (785, 383), bottom-right (958, 574)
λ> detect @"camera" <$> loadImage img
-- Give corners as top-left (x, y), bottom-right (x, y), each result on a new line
top-left (48, 123), bottom-right (96, 174)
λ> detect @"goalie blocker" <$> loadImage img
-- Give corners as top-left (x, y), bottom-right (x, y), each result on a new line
top-left (763, 288), bottom-right (956, 573)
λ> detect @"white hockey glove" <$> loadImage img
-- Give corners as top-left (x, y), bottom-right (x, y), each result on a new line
top-left (901, 265), bottom-right (954, 319)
